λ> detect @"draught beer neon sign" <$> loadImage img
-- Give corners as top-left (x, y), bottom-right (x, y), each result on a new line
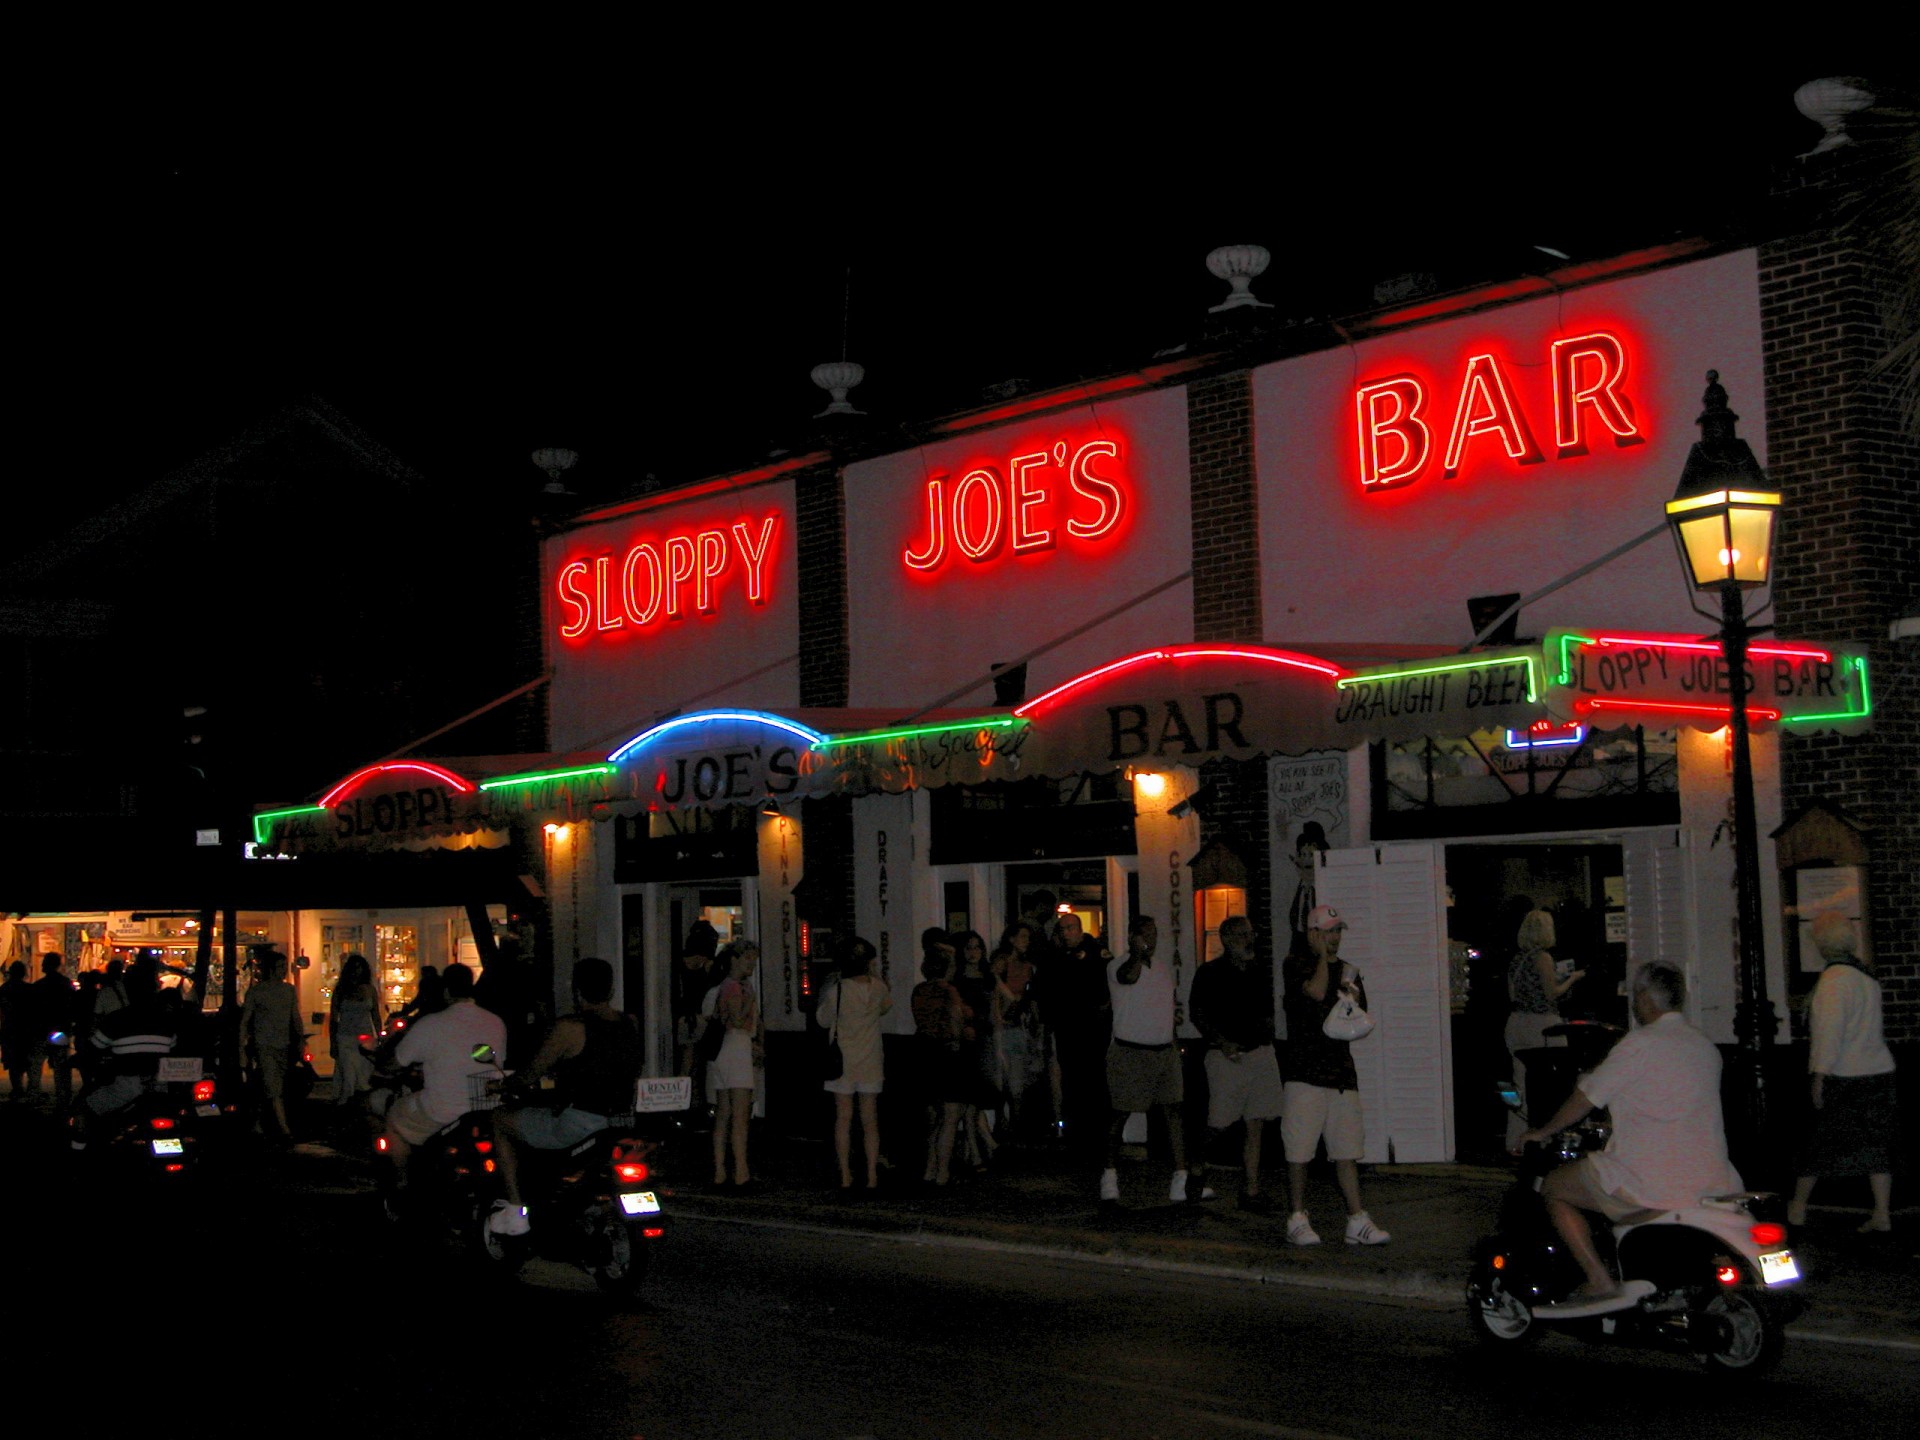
top-left (1355, 331), bottom-right (1643, 491)
top-left (903, 436), bottom-right (1129, 574)
top-left (556, 513), bottom-right (781, 640)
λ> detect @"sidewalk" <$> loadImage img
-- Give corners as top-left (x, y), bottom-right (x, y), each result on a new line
top-left (662, 1124), bottom-right (1920, 1347)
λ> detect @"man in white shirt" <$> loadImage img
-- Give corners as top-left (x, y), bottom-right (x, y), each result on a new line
top-left (1099, 916), bottom-right (1210, 1207)
top-left (382, 963), bottom-right (507, 1181)
top-left (1516, 960), bottom-right (1740, 1307)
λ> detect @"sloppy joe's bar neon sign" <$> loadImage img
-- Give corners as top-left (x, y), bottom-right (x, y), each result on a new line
top-left (903, 436), bottom-right (1128, 574)
top-left (556, 513), bottom-right (780, 640)
top-left (1356, 331), bottom-right (1643, 491)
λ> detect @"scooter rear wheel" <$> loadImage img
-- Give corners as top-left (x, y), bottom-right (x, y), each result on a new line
top-left (589, 1216), bottom-right (650, 1298)
top-left (1699, 1291), bottom-right (1784, 1375)
top-left (1466, 1266), bottom-right (1540, 1347)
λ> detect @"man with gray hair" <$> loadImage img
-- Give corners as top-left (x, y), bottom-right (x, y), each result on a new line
top-left (1515, 960), bottom-right (1741, 1312)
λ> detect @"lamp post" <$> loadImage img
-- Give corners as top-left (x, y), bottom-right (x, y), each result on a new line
top-left (1664, 371), bottom-right (1782, 1155)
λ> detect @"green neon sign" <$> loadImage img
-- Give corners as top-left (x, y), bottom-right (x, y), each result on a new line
top-left (1781, 656), bottom-right (1873, 726)
top-left (813, 717), bottom-right (1024, 750)
top-left (252, 805), bottom-right (327, 846)
top-left (1336, 653), bottom-right (1539, 703)
top-left (478, 764), bottom-right (618, 791)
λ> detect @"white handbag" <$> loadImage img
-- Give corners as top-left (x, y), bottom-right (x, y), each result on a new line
top-left (1322, 972), bottom-right (1375, 1042)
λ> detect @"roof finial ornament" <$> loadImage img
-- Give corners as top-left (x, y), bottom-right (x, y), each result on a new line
top-left (1795, 77), bottom-right (1875, 155)
top-left (1206, 245), bottom-right (1273, 312)
top-left (532, 447), bottom-right (578, 496)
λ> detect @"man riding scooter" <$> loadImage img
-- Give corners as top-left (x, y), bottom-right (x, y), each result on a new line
top-left (1513, 960), bottom-right (1742, 1315)
top-left (71, 958), bottom-right (177, 1150)
top-left (487, 957), bottom-right (642, 1237)
top-left (381, 963), bottom-right (506, 1184)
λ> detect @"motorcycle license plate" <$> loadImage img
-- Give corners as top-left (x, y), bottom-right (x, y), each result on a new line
top-left (1759, 1249), bottom-right (1800, 1285)
top-left (151, 1138), bottom-right (185, 1157)
top-left (618, 1191), bottom-right (661, 1216)
top-left (195, 1103), bottom-right (220, 1118)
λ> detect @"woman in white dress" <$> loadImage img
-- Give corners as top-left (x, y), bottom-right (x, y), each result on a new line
top-left (705, 942), bottom-right (762, 1188)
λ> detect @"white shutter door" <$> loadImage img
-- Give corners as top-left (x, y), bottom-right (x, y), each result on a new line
top-left (1312, 844), bottom-right (1451, 1164)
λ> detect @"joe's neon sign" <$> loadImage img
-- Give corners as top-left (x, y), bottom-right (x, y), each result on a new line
top-left (556, 513), bottom-right (780, 640)
top-left (1356, 331), bottom-right (1642, 491)
top-left (903, 436), bottom-right (1128, 574)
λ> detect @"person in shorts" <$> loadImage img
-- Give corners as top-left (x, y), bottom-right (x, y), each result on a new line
top-left (381, 963), bottom-right (506, 1181)
top-left (1191, 915), bottom-right (1284, 1213)
top-left (1100, 916), bottom-right (1211, 1207)
top-left (1280, 906), bottom-right (1389, 1246)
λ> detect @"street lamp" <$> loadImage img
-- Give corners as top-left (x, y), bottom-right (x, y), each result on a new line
top-left (1664, 370), bottom-right (1782, 1153)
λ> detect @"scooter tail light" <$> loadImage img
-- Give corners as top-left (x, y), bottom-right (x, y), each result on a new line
top-left (1715, 1264), bottom-right (1741, 1285)
top-left (1490, 1254), bottom-right (1506, 1271)
top-left (193, 1080), bottom-right (216, 1102)
top-left (1750, 1222), bottom-right (1787, 1247)
top-left (149, 1116), bottom-right (176, 1130)
top-left (615, 1162), bottom-right (650, 1184)
top-left (376, 1136), bottom-right (389, 1153)
top-left (642, 1227), bottom-right (665, 1239)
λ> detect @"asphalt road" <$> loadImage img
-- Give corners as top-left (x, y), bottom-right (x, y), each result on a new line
top-left (12, 1123), bottom-right (1914, 1440)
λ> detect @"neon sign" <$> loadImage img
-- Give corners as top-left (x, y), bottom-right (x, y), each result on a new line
top-left (903, 437), bottom-right (1128, 574)
top-left (557, 513), bottom-right (780, 640)
top-left (1547, 631), bottom-right (1872, 729)
top-left (1356, 331), bottom-right (1642, 491)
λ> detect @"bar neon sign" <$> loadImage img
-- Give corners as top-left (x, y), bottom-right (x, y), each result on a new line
top-left (557, 513), bottom-right (780, 641)
top-left (1356, 331), bottom-right (1643, 491)
top-left (607, 711), bottom-right (827, 766)
top-left (1015, 646), bottom-right (1342, 717)
top-left (903, 436), bottom-right (1128, 575)
top-left (319, 762), bottom-right (475, 808)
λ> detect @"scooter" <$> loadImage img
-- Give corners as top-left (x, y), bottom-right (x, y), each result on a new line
top-left (371, 1046), bottom-right (505, 1234)
top-left (474, 1081), bottom-right (681, 1298)
top-left (1466, 1032), bottom-right (1805, 1375)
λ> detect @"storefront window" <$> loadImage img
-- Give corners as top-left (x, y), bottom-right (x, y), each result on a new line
top-left (375, 924), bottom-right (420, 1010)
top-left (1374, 726), bottom-right (1678, 839)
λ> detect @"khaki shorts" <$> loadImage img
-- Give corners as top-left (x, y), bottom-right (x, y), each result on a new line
top-left (1542, 1157), bottom-right (1646, 1221)
top-left (1106, 1041), bottom-right (1182, 1112)
top-left (1205, 1046), bottom-right (1285, 1128)
top-left (383, 1091), bottom-right (451, 1146)
top-left (1281, 1082), bottom-right (1364, 1163)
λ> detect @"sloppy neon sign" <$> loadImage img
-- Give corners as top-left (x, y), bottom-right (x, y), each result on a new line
top-left (557, 513), bottom-right (780, 640)
top-left (903, 436), bottom-right (1128, 574)
top-left (1356, 331), bottom-right (1643, 491)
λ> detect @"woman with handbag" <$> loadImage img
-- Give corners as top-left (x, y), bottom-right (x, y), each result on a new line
top-left (1503, 909), bottom-right (1585, 1150)
top-left (705, 942), bottom-right (763, 1189)
top-left (819, 937), bottom-right (892, 1193)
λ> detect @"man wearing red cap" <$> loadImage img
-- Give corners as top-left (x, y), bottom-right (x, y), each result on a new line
top-left (1281, 905), bottom-right (1389, 1246)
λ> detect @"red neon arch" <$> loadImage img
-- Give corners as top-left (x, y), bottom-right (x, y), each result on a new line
top-left (319, 762), bottom-right (477, 807)
top-left (1014, 646), bottom-right (1345, 718)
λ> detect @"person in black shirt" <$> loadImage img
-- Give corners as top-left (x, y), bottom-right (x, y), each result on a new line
top-left (488, 957), bottom-right (642, 1236)
top-left (1046, 913), bottom-right (1114, 1161)
top-left (1190, 916), bottom-right (1284, 1212)
top-left (1280, 907), bottom-right (1389, 1246)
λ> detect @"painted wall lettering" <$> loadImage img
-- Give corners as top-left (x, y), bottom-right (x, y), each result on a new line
top-left (903, 437), bottom-right (1128, 574)
top-left (1356, 330), bottom-right (1643, 491)
top-left (557, 512), bottom-right (781, 640)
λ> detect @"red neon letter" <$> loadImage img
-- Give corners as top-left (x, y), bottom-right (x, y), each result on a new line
top-left (1009, 449), bottom-right (1056, 553)
top-left (903, 478), bottom-right (947, 571)
top-left (1355, 377), bottom-right (1428, 489)
top-left (694, 529), bottom-right (728, 613)
top-left (1442, 354), bottom-right (1541, 477)
top-left (1066, 439), bottom-right (1125, 539)
top-left (1552, 332), bottom-right (1641, 455)
top-left (557, 561), bottom-right (593, 639)
top-left (665, 535), bottom-right (697, 618)
top-left (732, 515), bottom-right (778, 605)
top-left (952, 467), bottom-right (1004, 562)
top-left (622, 543), bottom-right (663, 625)
top-left (592, 556), bottom-right (625, 632)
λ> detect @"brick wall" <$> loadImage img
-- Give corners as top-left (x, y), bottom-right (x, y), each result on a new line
top-left (796, 464), bottom-right (850, 708)
top-left (1187, 372), bottom-right (1263, 642)
top-left (1760, 146), bottom-right (1920, 1041)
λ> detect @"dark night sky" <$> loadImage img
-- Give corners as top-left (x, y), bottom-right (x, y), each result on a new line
top-left (27, 57), bottom-right (1845, 533)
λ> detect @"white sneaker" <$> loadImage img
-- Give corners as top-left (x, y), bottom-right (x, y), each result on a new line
top-left (1099, 1168), bottom-right (1121, 1203)
top-left (1171, 1170), bottom-right (1216, 1203)
top-left (487, 1203), bottom-right (530, 1237)
top-left (1286, 1211), bottom-right (1321, 1246)
top-left (1344, 1211), bottom-right (1390, 1245)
